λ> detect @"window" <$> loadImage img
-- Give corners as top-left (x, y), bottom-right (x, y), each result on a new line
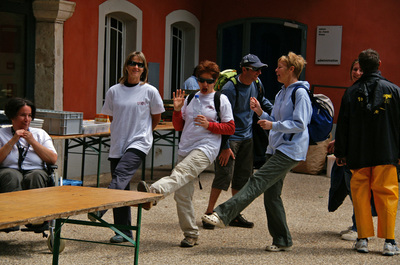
top-left (103, 16), bottom-right (125, 105)
top-left (170, 26), bottom-right (183, 98)
top-left (164, 10), bottom-right (199, 99)
top-left (96, 0), bottom-right (142, 113)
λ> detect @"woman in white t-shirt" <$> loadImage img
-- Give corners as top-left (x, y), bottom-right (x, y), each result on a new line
top-left (0, 98), bottom-right (57, 233)
top-left (137, 60), bottom-right (235, 247)
top-left (0, 97), bottom-right (57, 194)
top-left (99, 51), bottom-right (165, 243)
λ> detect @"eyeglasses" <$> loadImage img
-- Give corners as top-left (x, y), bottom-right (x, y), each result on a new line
top-left (246, 66), bottom-right (262, 72)
top-left (127, 61), bottom-right (145, 68)
top-left (197, 77), bottom-right (215, 84)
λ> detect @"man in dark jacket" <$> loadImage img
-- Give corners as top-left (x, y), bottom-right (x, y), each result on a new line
top-left (335, 49), bottom-right (400, 256)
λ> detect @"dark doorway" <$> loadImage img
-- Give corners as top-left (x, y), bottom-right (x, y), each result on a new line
top-left (217, 18), bottom-right (307, 100)
top-left (0, 0), bottom-right (35, 107)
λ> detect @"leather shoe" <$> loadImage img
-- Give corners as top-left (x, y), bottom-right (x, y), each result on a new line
top-left (229, 214), bottom-right (254, 228)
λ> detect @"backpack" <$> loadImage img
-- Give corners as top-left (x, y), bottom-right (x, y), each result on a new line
top-left (214, 69), bottom-right (238, 91)
top-left (291, 85), bottom-right (334, 144)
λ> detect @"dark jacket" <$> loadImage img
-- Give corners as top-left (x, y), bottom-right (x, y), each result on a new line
top-left (334, 71), bottom-right (400, 169)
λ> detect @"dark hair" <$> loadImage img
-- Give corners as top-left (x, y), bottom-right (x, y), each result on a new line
top-left (195, 60), bottom-right (220, 80)
top-left (4, 97), bottom-right (36, 120)
top-left (358, 49), bottom-right (380, 74)
top-left (119, 51), bottom-right (149, 84)
top-left (192, 66), bottom-right (199, 76)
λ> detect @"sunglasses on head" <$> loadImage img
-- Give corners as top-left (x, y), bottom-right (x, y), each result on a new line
top-left (246, 66), bottom-right (262, 72)
top-left (127, 61), bottom-right (145, 68)
top-left (197, 77), bottom-right (215, 84)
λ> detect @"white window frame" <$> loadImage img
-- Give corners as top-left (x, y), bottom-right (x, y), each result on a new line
top-left (170, 26), bottom-right (184, 98)
top-left (103, 15), bottom-right (125, 103)
top-left (96, 0), bottom-right (142, 113)
top-left (164, 10), bottom-right (199, 99)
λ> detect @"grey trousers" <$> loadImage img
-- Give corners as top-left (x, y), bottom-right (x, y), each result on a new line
top-left (0, 168), bottom-right (48, 193)
top-left (214, 150), bottom-right (299, 247)
top-left (108, 149), bottom-right (143, 238)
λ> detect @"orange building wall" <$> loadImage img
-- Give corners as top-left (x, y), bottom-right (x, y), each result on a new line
top-left (63, 0), bottom-right (202, 118)
top-left (63, 0), bottom-right (400, 121)
top-left (199, 0), bottom-right (400, 122)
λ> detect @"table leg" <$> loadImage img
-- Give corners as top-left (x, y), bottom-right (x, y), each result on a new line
top-left (63, 139), bottom-right (69, 181)
top-left (52, 219), bottom-right (62, 265)
top-left (80, 137), bottom-right (86, 184)
top-left (151, 136), bottom-right (155, 180)
top-left (134, 205), bottom-right (143, 265)
top-left (96, 137), bottom-right (102, 187)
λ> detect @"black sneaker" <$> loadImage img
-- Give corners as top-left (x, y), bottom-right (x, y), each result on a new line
top-left (229, 214), bottom-right (254, 228)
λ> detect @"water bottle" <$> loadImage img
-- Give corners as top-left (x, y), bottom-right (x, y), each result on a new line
top-left (192, 95), bottom-right (202, 127)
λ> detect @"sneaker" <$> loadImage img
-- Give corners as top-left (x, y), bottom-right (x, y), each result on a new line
top-left (110, 235), bottom-right (131, 243)
top-left (382, 242), bottom-right (400, 256)
top-left (201, 212), bottom-right (225, 228)
top-left (229, 214), bottom-right (254, 228)
top-left (353, 239), bottom-right (368, 253)
top-left (265, 244), bottom-right (292, 252)
top-left (137, 181), bottom-right (157, 210)
top-left (87, 210), bottom-right (105, 222)
top-left (341, 230), bottom-right (358, 241)
top-left (340, 226), bottom-right (353, 235)
top-left (202, 214), bottom-right (215, 230)
top-left (180, 236), bottom-right (198, 247)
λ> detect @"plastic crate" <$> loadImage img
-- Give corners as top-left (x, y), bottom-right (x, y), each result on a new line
top-left (36, 109), bottom-right (83, 135)
top-left (61, 179), bottom-right (83, 186)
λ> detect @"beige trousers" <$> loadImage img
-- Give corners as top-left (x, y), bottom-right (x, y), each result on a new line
top-left (151, 149), bottom-right (211, 238)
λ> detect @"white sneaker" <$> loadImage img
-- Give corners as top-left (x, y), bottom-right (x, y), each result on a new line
top-left (382, 242), bottom-right (400, 256)
top-left (341, 230), bottom-right (358, 241)
top-left (201, 212), bottom-right (225, 228)
top-left (353, 239), bottom-right (368, 253)
top-left (340, 226), bottom-right (353, 235)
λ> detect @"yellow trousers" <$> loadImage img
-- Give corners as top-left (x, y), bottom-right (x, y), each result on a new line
top-left (351, 165), bottom-right (399, 239)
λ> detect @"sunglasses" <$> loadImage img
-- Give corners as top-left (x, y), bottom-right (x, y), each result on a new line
top-left (197, 77), bottom-right (215, 84)
top-left (246, 66), bottom-right (262, 72)
top-left (127, 61), bottom-right (145, 68)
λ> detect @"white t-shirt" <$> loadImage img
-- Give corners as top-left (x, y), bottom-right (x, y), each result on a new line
top-left (0, 127), bottom-right (57, 170)
top-left (179, 91), bottom-right (233, 162)
top-left (101, 82), bottom-right (165, 158)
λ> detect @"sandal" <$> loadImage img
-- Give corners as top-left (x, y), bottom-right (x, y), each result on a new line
top-left (265, 244), bottom-right (292, 252)
top-left (201, 212), bottom-right (225, 228)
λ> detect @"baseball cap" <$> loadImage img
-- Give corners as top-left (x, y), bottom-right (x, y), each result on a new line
top-left (240, 54), bottom-right (268, 68)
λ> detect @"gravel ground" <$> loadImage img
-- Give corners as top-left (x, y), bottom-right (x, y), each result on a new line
top-left (1, 167), bottom-right (399, 265)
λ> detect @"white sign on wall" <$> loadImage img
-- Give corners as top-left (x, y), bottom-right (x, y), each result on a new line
top-left (315, 26), bottom-right (342, 65)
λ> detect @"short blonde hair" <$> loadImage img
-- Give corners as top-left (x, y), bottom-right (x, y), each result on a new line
top-left (278, 52), bottom-right (307, 79)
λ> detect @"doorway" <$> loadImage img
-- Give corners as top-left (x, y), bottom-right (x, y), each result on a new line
top-left (0, 0), bottom-right (35, 107)
top-left (217, 18), bottom-right (307, 100)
